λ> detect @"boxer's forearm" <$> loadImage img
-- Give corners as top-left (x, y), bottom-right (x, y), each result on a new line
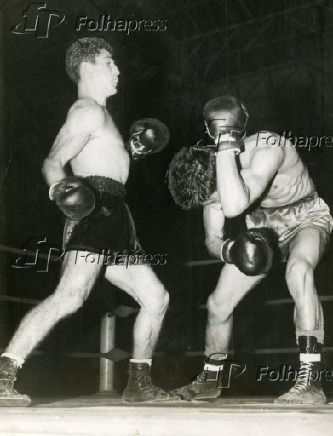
top-left (42, 157), bottom-right (67, 187)
top-left (205, 236), bottom-right (223, 259)
top-left (216, 152), bottom-right (250, 217)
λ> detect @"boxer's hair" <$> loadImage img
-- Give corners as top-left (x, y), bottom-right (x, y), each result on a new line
top-left (168, 146), bottom-right (216, 210)
top-left (66, 37), bottom-right (113, 83)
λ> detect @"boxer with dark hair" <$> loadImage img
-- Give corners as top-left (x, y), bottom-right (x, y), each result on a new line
top-left (168, 145), bottom-right (216, 210)
top-left (169, 95), bottom-right (333, 404)
top-left (0, 37), bottom-right (177, 406)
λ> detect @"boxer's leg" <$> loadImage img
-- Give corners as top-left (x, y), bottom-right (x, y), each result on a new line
top-left (105, 263), bottom-right (178, 402)
top-left (285, 227), bottom-right (324, 338)
top-left (275, 227), bottom-right (326, 404)
top-left (205, 263), bottom-right (265, 356)
top-left (0, 251), bottom-right (102, 406)
top-left (172, 263), bottom-right (265, 400)
top-left (105, 263), bottom-right (168, 358)
top-left (6, 251), bottom-right (101, 358)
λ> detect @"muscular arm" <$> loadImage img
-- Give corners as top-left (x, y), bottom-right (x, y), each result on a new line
top-left (203, 202), bottom-right (225, 258)
top-left (42, 100), bottom-right (106, 187)
top-left (216, 133), bottom-right (285, 217)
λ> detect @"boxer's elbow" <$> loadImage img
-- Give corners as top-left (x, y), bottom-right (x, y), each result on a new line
top-left (42, 157), bottom-right (54, 179)
top-left (223, 206), bottom-right (244, 218)
top-left (205, 236), bottom-right (222, 259)
top-left (42, 157), bottom-right (63, 186)
top-left (220, 186), bottom-right (250, 218)
top-left (223, 198), bottom-right (249, 218)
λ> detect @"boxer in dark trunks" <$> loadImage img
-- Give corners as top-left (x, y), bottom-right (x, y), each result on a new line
top-left (0, 37), bottom-right (179, 405)
top-left (168, 96), bottom-right (333, 404)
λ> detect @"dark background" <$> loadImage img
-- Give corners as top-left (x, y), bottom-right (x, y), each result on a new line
top-left (1, 0), bottom-right (333, 398)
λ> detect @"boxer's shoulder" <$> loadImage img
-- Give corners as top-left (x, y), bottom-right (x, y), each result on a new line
top-left (246, 131), bottom-right (281, 147)
top-left (66, 99), bottom-right (106, 131)
top-left (245, 131), bottom-right (285, 156)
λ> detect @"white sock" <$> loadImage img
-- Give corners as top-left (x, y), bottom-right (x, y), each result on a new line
top-left (300, 353), bottom-right (321, 363)
top-left (204, 362), bottom-right (224, 371)
top-left (1, 353), bottom-right (25, 368)
top-left (130, 358), bottom-right (152, 366)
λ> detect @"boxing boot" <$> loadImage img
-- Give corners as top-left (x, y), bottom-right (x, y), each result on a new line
top-left (123, 362), bottom-right (181, 403)
top-left (0, 356), bottom-right (31, 406)
top-left (275, 336), bottom-right (326, 405)
top-left (170, 355), bottom-right (225, 401)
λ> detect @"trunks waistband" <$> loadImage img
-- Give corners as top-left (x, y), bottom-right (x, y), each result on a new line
top-left (257, 191), bottom-right (318, 212)
top-left (84, 175), bottom-right (127, 198)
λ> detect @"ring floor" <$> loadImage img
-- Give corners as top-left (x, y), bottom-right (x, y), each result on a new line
top-left (0, 395), bottom-right (332, 436)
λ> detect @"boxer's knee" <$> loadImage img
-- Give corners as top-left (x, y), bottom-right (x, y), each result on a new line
top-left (140, 287), bottom-right (169, 317)
top-left (207, 293), bottom-right (233, 323)
top-left (53, 277), bottom-right (91, 315)
top-left (286, 258), bottom-right (314, 300)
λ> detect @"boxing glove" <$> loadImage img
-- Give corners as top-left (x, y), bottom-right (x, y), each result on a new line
top-left (128, 118), bottom-right (170, 160)
top-left (49, 177), bottom-right (95, 220)
top-left (221, 228), bottom-right (273, 276)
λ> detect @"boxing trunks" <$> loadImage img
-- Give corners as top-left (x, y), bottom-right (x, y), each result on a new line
top-left (63, 175), bottom-right (140, 257)
top-left (245, 191), bottom-right (333, 261)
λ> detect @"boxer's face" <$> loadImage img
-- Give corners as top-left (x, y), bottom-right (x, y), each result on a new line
top-left (90, 49), bottom-right (119, 96)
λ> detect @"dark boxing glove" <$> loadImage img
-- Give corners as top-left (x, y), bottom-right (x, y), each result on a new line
top-left (199, 95), bottom-right (249, 155)
top-left (221, 228), bottom-right (273, 276)
top-left (128, 118), bottom-right (170, 160)
top-left (49, 177), bottom-right (95, 220)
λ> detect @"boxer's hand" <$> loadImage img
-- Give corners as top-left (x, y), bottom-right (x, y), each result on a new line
top-left (49, 177), bottom-right (95, 220)
top-left (128, 118), bottom-right (170, 159)
top-left (221, 228), bottom-right (273, 276)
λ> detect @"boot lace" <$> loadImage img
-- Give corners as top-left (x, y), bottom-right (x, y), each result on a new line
top-left (196, 371), bottom-right (208, 383)
top-left (290, 361), bottom-right (313, 393)
top-left (0, 360), bottom-right (18, 392)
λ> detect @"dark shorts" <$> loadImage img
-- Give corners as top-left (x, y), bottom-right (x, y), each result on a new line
top-left (245, 192), bottom-right (333, 261)
top-left (63, 176), bottom-right (140, 256)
